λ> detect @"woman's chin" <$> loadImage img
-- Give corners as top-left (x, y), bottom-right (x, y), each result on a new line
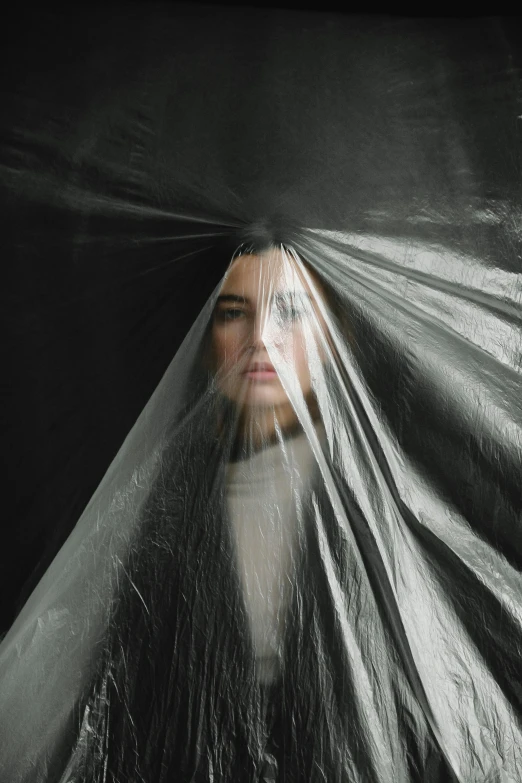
top-left (222, 388), bottom-right (291, 410)
top-left (218, 379), bottom-right (289, 408)
top-left (241, 391), bottom-right (290, 408)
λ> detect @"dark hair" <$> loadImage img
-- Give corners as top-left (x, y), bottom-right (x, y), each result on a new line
top-left (76, 340), bottom-right (451, 782)
top-left (221, 216), bottom-right (301, 259)
top-left (74, 225), bottom-right (461, 779)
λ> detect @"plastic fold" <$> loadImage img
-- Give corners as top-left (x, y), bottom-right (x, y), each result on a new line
top-left (1, 230), bottom-right (522, 782)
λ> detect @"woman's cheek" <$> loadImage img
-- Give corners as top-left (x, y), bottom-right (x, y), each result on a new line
top-left (219, 334), bottom-right (244, 371)
top-left (291, 332), bottom-right (313, 391)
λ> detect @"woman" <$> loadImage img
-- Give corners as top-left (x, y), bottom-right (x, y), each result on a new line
top-left (65, 236), bottom-right (454, 783)
top-left (2, 228), bottom-right (517, 782)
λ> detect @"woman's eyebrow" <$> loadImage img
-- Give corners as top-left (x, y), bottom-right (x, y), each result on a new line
top-left (216, 294), bottom-right (249, 304)
top-left (216, 291), bottom-right (313, 306)
top-left (273, 291), bottom-right (313, 304)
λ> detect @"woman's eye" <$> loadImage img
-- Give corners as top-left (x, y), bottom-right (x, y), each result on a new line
top-left (277, 306), bottom-right (302, 323)
top-left (222, 308), bottom-right (245, 321)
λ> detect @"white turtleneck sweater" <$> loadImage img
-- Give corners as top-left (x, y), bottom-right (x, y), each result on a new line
top-left (226, 429), bottom-right (319, 684)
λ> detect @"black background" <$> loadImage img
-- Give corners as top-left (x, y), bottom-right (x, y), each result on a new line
top-left (1, 3), bottom-right (521, 633)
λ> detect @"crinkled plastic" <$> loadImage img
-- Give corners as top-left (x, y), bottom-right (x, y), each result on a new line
top-left (1, 8), bottom-right (522, 783)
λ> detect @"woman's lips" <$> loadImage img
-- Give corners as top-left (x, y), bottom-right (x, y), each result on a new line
top-left (244, 370), bottom-right (278, 380)
top-left (243, 363), bottom-right (278, 381)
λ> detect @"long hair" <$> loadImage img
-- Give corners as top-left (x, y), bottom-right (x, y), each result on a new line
top-left (68, 232), bottom-right (457, 782)
top-left (74, 393), bottom-right (451, 782)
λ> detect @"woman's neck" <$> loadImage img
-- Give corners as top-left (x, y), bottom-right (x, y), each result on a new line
top-left (238, 405), bottom-right (300, 449)
top-left (230, 396), bottom-right (320, 460)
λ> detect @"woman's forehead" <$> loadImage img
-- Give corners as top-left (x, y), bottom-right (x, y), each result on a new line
top-left (221, 251), bottom-right (315, 298)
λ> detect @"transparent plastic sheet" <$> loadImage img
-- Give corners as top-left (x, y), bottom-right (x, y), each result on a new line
top-left (2, 8), bottom-right (522, 783)
top-left (1, 225), bottom-right (522, 782)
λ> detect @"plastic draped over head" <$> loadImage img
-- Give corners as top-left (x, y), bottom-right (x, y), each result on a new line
top-left (1, 223), bottom-right (522, 783)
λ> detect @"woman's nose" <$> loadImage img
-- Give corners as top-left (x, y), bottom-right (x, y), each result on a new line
top-left (250, 314), bottom-right (269, 349)
top-left (250, 307), bottom-right (275, 348)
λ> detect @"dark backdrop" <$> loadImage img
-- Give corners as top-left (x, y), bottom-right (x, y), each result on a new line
top-left (1, 4), bottom-right (521, 633)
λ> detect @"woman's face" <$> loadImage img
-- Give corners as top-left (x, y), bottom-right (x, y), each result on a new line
top-left (211, 248), bottom-right (328, 411)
